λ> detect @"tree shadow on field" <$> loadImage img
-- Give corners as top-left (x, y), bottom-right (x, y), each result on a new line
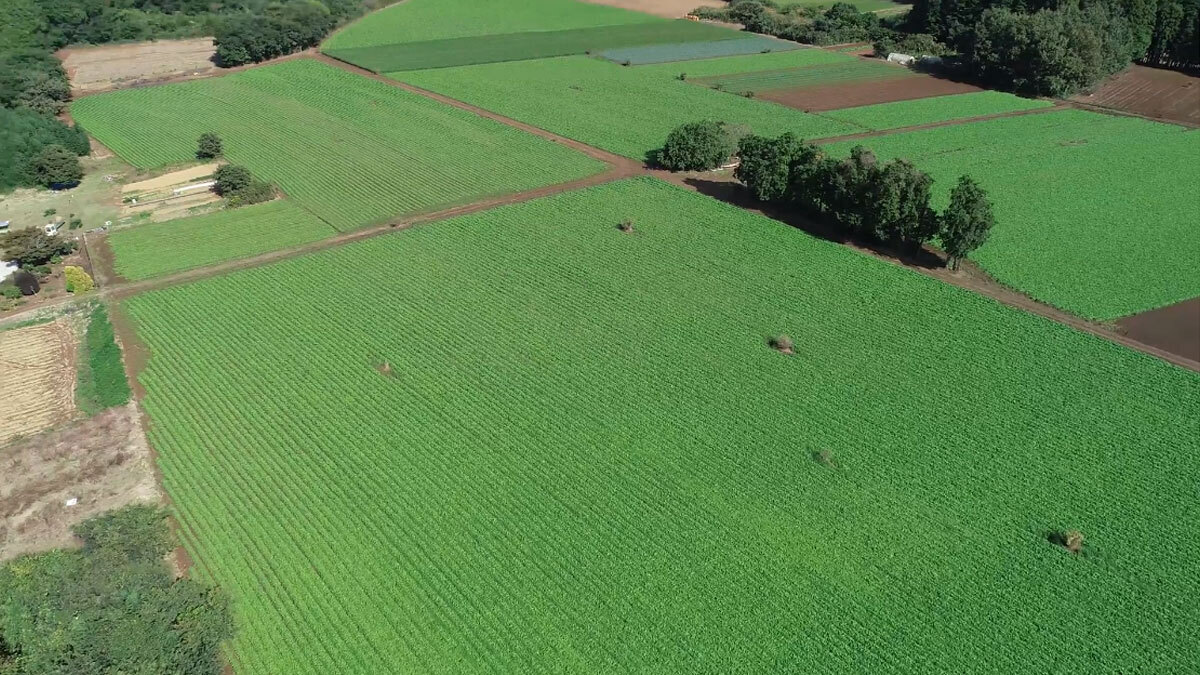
top-left (681, 176), bottom-right (949, 271)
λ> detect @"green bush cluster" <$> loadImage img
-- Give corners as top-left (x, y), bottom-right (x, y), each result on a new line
top-left (0, 505), bottom-right (233, 675)
top-left (75, 305), bottom-right (132, 416)
top-left (214, 164), bottom-right (276, 207)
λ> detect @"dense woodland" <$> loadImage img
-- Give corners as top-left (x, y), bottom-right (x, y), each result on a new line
top-left (705, 0), bottom-right (1199, 95)
top-left (0, 0), bottom-right (374, 194)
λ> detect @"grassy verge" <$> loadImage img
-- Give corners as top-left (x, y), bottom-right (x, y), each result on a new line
top-left (75, 304), bottom-right (131, 415)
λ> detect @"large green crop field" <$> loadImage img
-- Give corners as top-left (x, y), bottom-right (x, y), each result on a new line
top-left (397, 55), bottom-right (859, 159)
top-left (825, 109), bottom-right (1200, 318)
top-left (324, 0), bottom-right (659, 49)
top-left (107, 201), bottom-right (334, 281)
top-left (325, 21), bottom-right (740, 72)
top-left (126, 178), bottom-right (1199, 674)
top-left (71, 59), bottom-right (605, 231)
top-left (818, 91), bottom-right (1054, 131)
top-left (692, 59), bottom-right (914, 93)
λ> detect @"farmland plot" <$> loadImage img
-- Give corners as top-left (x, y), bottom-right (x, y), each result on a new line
top-left (126, 178), bottom-right (1200, 674)
top-left (107, 201), bottom-right (335, 281)
top-left (325, 21), bottom-right (740, 72)
top-left (817, 91), bottom-right (1054, 131)
top-left (825, 109), bottom-right (1200, 319)
top-left (324, 0), bottom-right (660, 49)
top-left (396, 56), bottom-right (858, 159)
top-left (71, 59), bottom-right (605, 231)
top-left (691, 58), bottom-right (914, 94)
top-left (598, 36), bottom-right (801, 65)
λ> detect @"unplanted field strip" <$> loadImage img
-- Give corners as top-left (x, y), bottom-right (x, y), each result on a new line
top-left (323, 21), bottom-right (741, 72)
top-left (599, 36), bottom-right (802, 65)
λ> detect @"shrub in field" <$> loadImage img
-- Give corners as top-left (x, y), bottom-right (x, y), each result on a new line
top-left (214, 164), bottom-right (253, 196)
top-left (1050, 529), bottom-right (1085, 554)
top-left (0, 284), bottom-right (21, 300)
top-left (813, 449), bottom-right (837, 468)
top-left (659, 120), bottom-right (735, 171)
top-left (197, 132), bottom-right (223, 159)
top-left (617, 218), bottom-right (634, 233)
top-left (64, 265), bottom-right (94, 293)
top-left (769, 334), bottom-right (794, 354)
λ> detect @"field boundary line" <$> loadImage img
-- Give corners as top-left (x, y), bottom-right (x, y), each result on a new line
top-left (810, 102), bottom-right (1065, 143)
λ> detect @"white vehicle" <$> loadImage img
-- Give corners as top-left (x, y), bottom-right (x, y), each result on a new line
top-left (44, 221), bottom-right (63, 236)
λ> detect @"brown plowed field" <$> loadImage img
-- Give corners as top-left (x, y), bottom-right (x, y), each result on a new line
top-left (759, 73), bottom-right (982, 111)
top-left (0, 318), bottom-right (78, 446)
top-left (1116, 297), bottom-right (1200, 362)
top-left (1071, 65), bottom-right (1200, 127)
top-left (57, 38), bottom-right (217, 96)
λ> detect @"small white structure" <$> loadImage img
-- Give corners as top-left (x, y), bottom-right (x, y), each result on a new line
top-left (0, 220), bottom-right (9, 233)
top-left (44, 221), bottom-right (63, 236)
top-left (173, 180), bottom-right (217, 195)
top-left (1, 261), bottom-right (18, 282)
top-left (887, 52), bottom-right (916, 66)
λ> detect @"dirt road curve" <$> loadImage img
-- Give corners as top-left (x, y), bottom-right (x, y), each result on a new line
top-left (4, 54), bottom-right (1194, 375)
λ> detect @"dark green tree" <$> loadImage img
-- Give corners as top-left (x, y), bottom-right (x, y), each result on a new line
top-left (213, 164), bottom-right (253, 195)
top-left (0, 505), bottom-right (233, 675)
top-left (864, 159), bottom-right (938, 250)
top-left (658, 120), bottom-right (735, 171)
top-left (30, 143), bottom-right (83, 188)
top-left (196, 132), bottom-right (223, 159)
top-left (940, 175), bottom-right (994, 270)
top-left (735, 132), bottom-right (813, 203)
top-left (0, 229), bottom-right (76, 266)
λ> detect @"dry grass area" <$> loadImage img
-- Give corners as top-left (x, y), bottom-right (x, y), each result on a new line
top-left (0, 318), bottom-right (79, 446)
top-left (0, 403), bottom-right (160, 562)
top-left (58, 38), bottom-right (217, 95)
top-left (579, 0), bottom-right (722, 18)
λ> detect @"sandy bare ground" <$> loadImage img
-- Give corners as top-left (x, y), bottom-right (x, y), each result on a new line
top-left (57, 38), bottom-right (218, 96)
top-left (0, 403), bottom-right (160, 562)
top-left (0, 318), bottom-right (79, 446)
top-left (580, 0), bottom-right (722, 18)
top-left (123, 163), bottom-right (220, 194)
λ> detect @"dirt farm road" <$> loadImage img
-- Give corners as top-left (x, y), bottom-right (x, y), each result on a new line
top-left (3, 53), bottom-right (1196, 375)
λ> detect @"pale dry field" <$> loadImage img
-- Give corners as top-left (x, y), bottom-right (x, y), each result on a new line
top-left (0, 404), bottom-right (160, 562)
top-left (58, 38), bottom-right (217, 95)
top-left (0, 319), bottom-right (78, 446)
top-left (580, 0), bottom-right (722, 17)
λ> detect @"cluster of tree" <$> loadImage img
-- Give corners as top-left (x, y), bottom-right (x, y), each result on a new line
top-left (0, 108), bottom-right (90, 191)
top-left (0, 505), bottom-right (233, 675)
top-left (1, 228), bottom-right (77, 268)
top-left (214, 0), bottom-right (352, 67)
top-left (695, 0), bottom-right (905, 46)
top-left (214, 164), bottom-right (276, 206)
top-left (735, 132), bottom-right (994, 268)
top-left (908, 0), bottom-right (1199, 94)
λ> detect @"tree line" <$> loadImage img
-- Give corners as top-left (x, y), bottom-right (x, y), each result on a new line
top-left (695, 1), bottom-right (908, 46)
top-left (906, 0), bottom-right (1199, 94)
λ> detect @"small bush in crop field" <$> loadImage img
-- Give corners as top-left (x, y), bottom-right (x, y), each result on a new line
top-left (1050, 529), bottom-right (1085, 554)
top-left (617, 218), bottom-right (634, 233)
top-left (769, 334), bottom-right (794, 354)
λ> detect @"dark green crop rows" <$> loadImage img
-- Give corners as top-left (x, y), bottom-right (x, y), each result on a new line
top-left (75, 304), bottom-right (131, 415)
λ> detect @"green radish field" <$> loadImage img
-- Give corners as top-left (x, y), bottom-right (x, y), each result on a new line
top-left (125, 178), bottom-right (1200, 674)
top-left (817, 91), bottom-right (1054, 130)
top-left (107, 201), bottom-right (334, 281)
top-left (323, 0), bottom-right (659, 49)
top-left (396, 55), bottom-right (859, 159)
top-left (691, 58), bottom-right (915, 93)
top-left (70, 59), bottom-right (605, 231)
top-left (824, 109), bottom-right (1200, 318)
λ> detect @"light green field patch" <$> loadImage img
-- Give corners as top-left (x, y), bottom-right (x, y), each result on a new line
top-left (324, 0), bottom-right (661, 49)
top-left (819, 91), bottom-right (1055, 131)
top-left (825, 109), bottom-right (1200, 318)
top-left (396, 56), bottom-right (858, 159)
top-left (126, 177), bottom-right (1199, 674)
top-left (108, 201), bottom-right (335, 281)
top-left (71, 59), bottom-right (605, 232)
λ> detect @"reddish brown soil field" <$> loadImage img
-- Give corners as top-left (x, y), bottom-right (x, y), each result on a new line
top-left (759, 73), bottom-right (982, 111)
top-left (1072, 65), bottom-right (1199, 127)
top-left (1116, 298), bottom-right (1200, 363)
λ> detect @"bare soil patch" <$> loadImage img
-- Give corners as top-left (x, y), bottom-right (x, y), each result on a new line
top-left (579, 0), bottom-right (723, 18)
top-left (0, 403), bottom-right (160, 562)
top-left (1072, 65), bottom-right (1199, 127)
top-left (759, 73), bottom-right (981, 111)
top-left (0, 317), bottom-right (78, 446)
top-left (57, 38), bottom-right (217, 96)
top-left (1116, 297), bottom-right (1200, 363)
top-left (120, 163), bottom-right (223, 224)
